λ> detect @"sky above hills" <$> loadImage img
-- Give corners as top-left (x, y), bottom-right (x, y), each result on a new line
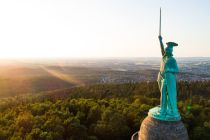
top-left (0, 0), bottom-right (209, 58)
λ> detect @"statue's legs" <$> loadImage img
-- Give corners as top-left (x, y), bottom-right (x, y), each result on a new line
top-left (166, 73), bottom-right (179, 116)
top-left (160, 79), bottom-right (167, 115)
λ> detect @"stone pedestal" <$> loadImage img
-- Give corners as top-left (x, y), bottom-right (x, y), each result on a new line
top-left (136, 116), bottom-right (188, 140)
top-left (131, 116), bottom-right (188, 140)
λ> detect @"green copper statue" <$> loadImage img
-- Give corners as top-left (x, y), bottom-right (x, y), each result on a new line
top-left (148, 8), bottom-right (181, 121)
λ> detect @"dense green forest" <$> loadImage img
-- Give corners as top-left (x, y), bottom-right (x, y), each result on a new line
top-left (0, 81), bottom-right (210, 140)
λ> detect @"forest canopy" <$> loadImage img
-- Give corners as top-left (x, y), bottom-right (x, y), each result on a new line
top-left (0, 81), bottom-right (209, 140)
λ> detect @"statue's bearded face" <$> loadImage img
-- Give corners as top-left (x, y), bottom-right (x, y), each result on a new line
top-left (165, 46), bottom-right (173, 56)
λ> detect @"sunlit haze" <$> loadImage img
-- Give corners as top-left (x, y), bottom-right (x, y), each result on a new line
top-left (0, 0), bottom-right (209, 58)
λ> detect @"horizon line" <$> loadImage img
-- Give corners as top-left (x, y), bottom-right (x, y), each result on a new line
top-left (0, 56), bottom-right (209, 60)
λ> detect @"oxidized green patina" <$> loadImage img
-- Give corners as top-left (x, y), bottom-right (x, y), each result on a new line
top-left (148, 36), bottom-right (181, 121)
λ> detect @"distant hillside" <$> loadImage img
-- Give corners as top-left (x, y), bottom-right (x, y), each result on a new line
top-left (0, 58), bottom-right (210, 97)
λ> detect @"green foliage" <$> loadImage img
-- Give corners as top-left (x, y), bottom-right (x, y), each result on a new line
top-left (0, 81), bottom-right (209, 140)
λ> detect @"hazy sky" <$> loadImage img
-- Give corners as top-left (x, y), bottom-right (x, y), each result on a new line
top-left (0, 0), bottom-right (209, 58)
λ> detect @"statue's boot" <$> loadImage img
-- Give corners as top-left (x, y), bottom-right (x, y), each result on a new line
top-left (160, 80), bottom-right (167, 115)
top-left (167, 88), bottom-right (180, 119)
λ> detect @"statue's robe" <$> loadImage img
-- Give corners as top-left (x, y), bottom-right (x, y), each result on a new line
top-left (157, 55), bottom-right (180, 116)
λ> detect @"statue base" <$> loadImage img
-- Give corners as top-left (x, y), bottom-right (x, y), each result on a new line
top-left (148, 106), bottom-right (181, 121)
top-left (132, 116), bottom-right (188, 140)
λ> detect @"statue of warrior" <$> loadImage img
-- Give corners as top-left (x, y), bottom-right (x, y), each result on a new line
top-left (148, 8), bottom-right (181, 121)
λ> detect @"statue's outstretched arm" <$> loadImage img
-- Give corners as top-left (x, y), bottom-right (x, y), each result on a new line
top-left (158, 36), bottom-right (165, 56)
